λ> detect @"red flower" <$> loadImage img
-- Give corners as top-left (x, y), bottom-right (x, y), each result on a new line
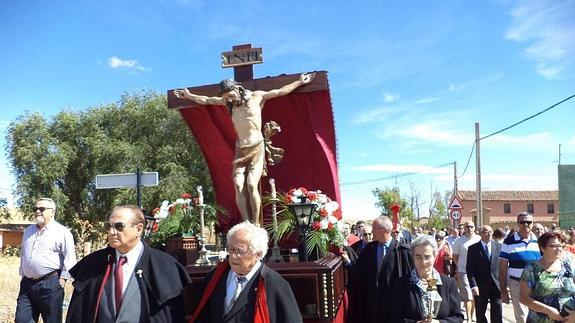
top-left (152, 207), bottom-right (160, 215)
top-left (307, 191), bottom-right (318, 201)
top-left (319, 208), bottom-right (329, 218)
top-left (298, 187), bottom-right (309, 195)
top-left (333, 208), bottom-right (342, 220)
top-left (327, 222), bottom-right (334, 230)
top-left (180, 193), bottom-right (192, 199)
top-left (285, 194), bottom-right (294, 203)
top-left (312, 221), bottom-right (321, 231)
top-left (288, 188), bottom-right (296, 196)
top-left (152, 222), bottom-right (159, 232)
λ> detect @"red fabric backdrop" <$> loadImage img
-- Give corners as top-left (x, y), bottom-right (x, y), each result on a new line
top-left (170, 73), bottom-right (340, 231)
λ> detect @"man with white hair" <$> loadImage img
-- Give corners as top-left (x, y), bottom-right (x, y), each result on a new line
top-left (191, 221), bottom-right (302, 323)
top-left (346, 215), bottom-right (413, 322)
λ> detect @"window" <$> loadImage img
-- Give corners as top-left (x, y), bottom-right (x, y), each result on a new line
top-left (527, 203), bottom-right (534, 214)
top-left (504, 203), bottom-right (511, 214)
top-left (547, 203), bottom-right (555, 214)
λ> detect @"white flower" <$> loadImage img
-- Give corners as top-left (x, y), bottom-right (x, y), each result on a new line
top-left (175, 198), bottom-right (185, 205)
top-left (157, 200), bottom-right (170, 219)
top-left (320, 218), bottom-right (329, 230)
top-left (327, 215), bottom-right (338, 224)
top-left (324, 201), bottom-right (339, 214)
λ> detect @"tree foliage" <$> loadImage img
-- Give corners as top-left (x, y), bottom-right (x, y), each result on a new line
top-left (372, 187), bottom-right (415, 227)
top-left (5, 90), bottom-right (212, 242)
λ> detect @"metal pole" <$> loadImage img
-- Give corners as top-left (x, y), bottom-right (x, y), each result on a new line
top-left (453, 161), bottom-right (458, 197)
top-left (136, 167), bottom-right (142, 208)
top-left (475, 122), bottom-right (483, 227)
top-left (267, 179), bottom-right (283, 262)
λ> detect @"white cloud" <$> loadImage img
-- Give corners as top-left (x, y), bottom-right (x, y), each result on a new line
top-left (484, 132), bottom-right (556, 151)
top-left (414, 97), bottom-right (440, 105)
top-left (505, 0), bottom-right (575, 79)
top-left (452, 173), bottom-right (557, 190)
top-left (108, 56), bottom-right (151, 72)
top-left (389, 120), bottom-right (472, 146)
top-left (383, 92), bottom-right (399, 103)
top-left (352, 164), bottom-right (451, 175)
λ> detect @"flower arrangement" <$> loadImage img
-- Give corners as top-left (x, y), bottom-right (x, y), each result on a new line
top-left (149, 193), bottom-right (223, 248)
top-left (268, 187), bottom-right (345, 258)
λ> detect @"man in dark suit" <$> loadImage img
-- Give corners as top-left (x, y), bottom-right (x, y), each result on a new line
top-left (346, 215), bottom-right (414, 323)
top-left (66, 205), bottom-right (191, 323)
top-left (191, 221), bottom-right (301, 323)
top-left (466, 225), bottom-right (502, 323)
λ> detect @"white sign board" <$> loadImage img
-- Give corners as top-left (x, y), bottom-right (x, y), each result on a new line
top-left (96, 172), bottom-right (159, 189)
top-left (450, 209), bottom-right (462, 220)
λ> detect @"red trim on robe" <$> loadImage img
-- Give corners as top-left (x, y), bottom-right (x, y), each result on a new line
top-left (253, 277), bottom-right (270, 323)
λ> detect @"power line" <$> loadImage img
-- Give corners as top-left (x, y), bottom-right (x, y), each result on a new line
top-left (480, 94), bottom-right (575, 141)
top-left (456, 93), bottom-right (575, 179)
top-left (341, 162), bottom-right (454, 186)
top-left (458, 143), bottom-right (475, 179)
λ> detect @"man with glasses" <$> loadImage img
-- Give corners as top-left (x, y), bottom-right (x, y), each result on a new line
top-left (498, 211), bottom-right (540, 323)
top-left (191, 221), bottom-right (301, 322)
top-left (66, 205), bottom-right (191, 322)
top-left (16, 198), bottom-right (77, 323)
top-left (453, 220), bottom-right (481, 323)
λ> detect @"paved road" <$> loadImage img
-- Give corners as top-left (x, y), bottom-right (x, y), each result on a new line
top-left (478, 301), bottom-right (520, 323)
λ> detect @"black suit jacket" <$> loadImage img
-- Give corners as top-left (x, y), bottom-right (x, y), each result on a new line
top-left (347, 239), bottom-right (414, 323)
top-left (390, 274), bottom-right (464, 323)
top-left (66, 245), bottom-right (191, 323)
top-left (466, 240), bottom-right (500, 293)
top-left (196, 264), bottom-right (302, 323)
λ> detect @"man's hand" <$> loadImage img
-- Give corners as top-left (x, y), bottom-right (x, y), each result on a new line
top-left (471, 287), bottom-right (480, 297)
top-left (59, 278), bottom-right (66, 288)
top-left (173, 88), bottom-right (192, 99)
top-left (501, 288), bottom-right (510, 304)
top-left (300, 72), bottom-right (315, 84)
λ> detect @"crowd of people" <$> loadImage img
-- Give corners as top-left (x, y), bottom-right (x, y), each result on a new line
top-left (14, 197), bottom-right (575, 323)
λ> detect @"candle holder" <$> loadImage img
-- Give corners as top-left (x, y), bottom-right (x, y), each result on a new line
top-left (195, 186), bottom-right (210, 266)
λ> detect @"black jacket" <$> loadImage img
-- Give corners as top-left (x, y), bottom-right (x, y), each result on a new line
top-left (66, 245), bottom-right (191, 323)
top-left (347, 239), bottom-right (414, 323)
top-left (391, 274), bottom-right (464, 323)
top-left (195, 263), bottom-right (302, 323)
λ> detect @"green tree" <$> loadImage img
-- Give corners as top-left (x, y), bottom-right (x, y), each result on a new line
top-left (427, 190), bottom-right (452, 229)
top-left (372, 187), bottom-right (415, 228)
top-left (5, 90), bottom-right (212, 243)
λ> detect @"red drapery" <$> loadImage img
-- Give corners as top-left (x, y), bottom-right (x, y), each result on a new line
top-left (169, 72), bottom-right (340, 231)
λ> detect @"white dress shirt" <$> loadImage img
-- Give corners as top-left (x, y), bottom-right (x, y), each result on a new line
top-left (224, 260), bottom-right (262, 308)
top-left (20, 220), bottom-right (77, 280)
top-left (115, 240), bottom-right (144, 295)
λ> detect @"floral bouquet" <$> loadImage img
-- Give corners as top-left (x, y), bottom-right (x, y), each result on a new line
top-left (267, 187), bottom-right (345, 258)
top-left (149, 193), bottom-right (223, 248)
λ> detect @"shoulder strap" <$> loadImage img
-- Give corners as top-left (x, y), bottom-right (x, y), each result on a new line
top-left (189, 261), bottom-right (230, 323)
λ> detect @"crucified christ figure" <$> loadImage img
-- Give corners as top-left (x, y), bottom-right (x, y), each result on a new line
top-left (174, 72), bottom-right (315, 224)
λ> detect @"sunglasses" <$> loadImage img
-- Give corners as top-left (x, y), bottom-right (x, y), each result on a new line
top-left (466, 225), bottom-right (475, 228)
top-left (33, 207), bottom-right (53, 213)
top-left (104, 222), bottom-right (135, 232)
top-left (518, 220), bottom-right (533, 225)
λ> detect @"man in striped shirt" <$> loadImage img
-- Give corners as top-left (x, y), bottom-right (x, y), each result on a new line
top-left (498, 211), bottom-right (541, 323)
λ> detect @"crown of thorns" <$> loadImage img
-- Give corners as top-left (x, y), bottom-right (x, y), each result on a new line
top-left (219, 79), bottom-right (241, 94)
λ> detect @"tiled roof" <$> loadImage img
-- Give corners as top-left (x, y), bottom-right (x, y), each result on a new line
top-left (0, 223), bottom-right (28, 232)
top-left (489, 215), bottom-right (558, 223)
top-left (457, 190), bottom-right (558, 201)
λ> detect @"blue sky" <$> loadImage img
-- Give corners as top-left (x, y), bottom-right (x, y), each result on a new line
top-left (1, 0), bottom-right (574, 220)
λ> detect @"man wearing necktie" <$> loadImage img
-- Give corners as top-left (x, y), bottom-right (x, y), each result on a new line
top-left (191, 221), bottom-right (302, 323)
top-left (466, 225), bottom-right (502, 323)
top-left (346, 215), bottom-right (413, 323)
top-left (66, 205), bottom-right (191, 323)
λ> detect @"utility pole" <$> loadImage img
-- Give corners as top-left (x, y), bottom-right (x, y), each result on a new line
top-left (453, 161), bottom-right (458, 197)
top-left (475, 122), bottom-right (483, 227)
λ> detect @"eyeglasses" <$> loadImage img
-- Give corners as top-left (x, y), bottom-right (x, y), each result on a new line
top-left (104, 222), bottom-right (135, 232)
top-left (518, 220), bottom-right (533, 225)
top-left (228, 248), bottom-right (251, 258)
top-left (547, 244), bottom-right (564, 249)
top-left (33, 207), bottom-right (53, 213)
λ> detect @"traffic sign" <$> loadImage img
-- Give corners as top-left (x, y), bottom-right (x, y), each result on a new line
top-left (448, 196), bottom-right (463, 209)
top-left (450, 209), bottom-right (462, 220)
top-left (96, 172), bottom-right (159, 189)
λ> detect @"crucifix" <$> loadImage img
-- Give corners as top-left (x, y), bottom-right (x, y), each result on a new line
top-left (172, 44), bottom-right (314, 225)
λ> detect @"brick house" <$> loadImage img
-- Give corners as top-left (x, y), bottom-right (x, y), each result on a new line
top-left (456, 190), bottom-right (559, 229)
top-left (0, 208), bottom-right (33, 251)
